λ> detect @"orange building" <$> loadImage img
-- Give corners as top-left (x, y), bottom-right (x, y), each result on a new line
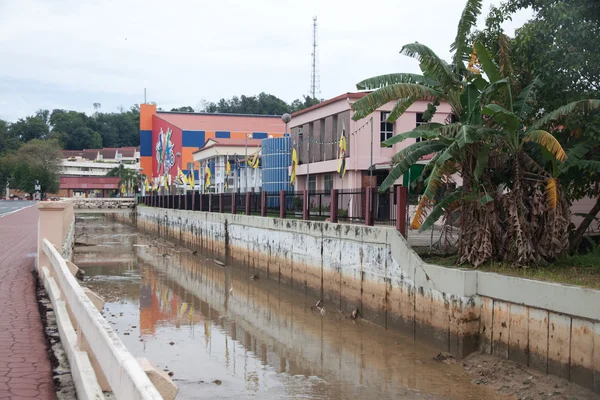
top-left (139, 104), bottom-right (286, 182)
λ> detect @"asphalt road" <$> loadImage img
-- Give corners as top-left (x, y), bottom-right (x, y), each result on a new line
top-left (0, 200), bottom-right (36, 217)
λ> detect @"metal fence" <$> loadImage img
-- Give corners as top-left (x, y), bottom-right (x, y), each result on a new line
top-left (140, 188), bottom-right (408, 232)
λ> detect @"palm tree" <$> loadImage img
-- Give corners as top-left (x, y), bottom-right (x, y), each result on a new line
top-left (107, 164), bottom-right (141, 197)
top-left (351, 0), bottom-right (600, 266)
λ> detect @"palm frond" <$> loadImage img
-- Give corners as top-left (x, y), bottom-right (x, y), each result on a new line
top-left (559, 141), bottom-right (594, 173)
top-left (381, 129), bottom-right (440, 147)
top-left (356, 73), bottom-right (436, 90)
top-left (450, 0), bottom-right (483, 74)
top-left (400, 43), bottom-right (460, 92)
top-left (474, 42), bottom-right (501, 83)
top-left (418, 188), bottom-right (463, 232)
top-left (387, 96), bottom-right (420, 122)
top-left (578, 160), bottom-right (600, 173)
top-left (523, 130), bottom-right (567, 162)
top-left (478, 78), bottom-right (512, 110)
top-left (474, 143), bottom-right (491, 182)
top-left (514, 77), bottom-right (543, 119)
top-left (545, 178), bottom-right (558, 209)
top-left (482, 103), bottom-right (519, 131)
top-left (410, 196), bottom-right (432, 230)
top-left (497, 34), bottom-right (513, 78)
top-left (435, 125), bottom-right (479, 165)
top-left (351, 83), bottom-right (442, 121)
top-left (422, 161), bottom-right (455, 201)
top-left (530, 99), bottom-right (600, 130)
top-left (380, 141), bottom-right (448, 192)
top-left (436, 123), bottom-right (463, 138)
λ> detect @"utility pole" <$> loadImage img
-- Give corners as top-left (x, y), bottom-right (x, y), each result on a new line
top-left (245, 134), bottom-right (249, 192)
top-left (369, 117), bottom-right (374, 216)
top-left (310, 16), bottom-right (320, 100)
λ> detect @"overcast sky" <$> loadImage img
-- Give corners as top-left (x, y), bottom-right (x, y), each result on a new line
top-left (0, 0), bottom-right (532, 122)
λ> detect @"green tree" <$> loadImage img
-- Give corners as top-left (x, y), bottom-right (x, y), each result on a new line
top-left (351, 0), bottom-right (600, 266)
top-left (289, 96), bottom-right (321, 113)
top-left (200, 93), bottom-right (321, 115)
top-left (170, 106), bottom-right (195, 112)
top-left (9, 116), bottom-right (49, 142)
top-left (0, 119), bottom-right (21, 156)
top-left (9, 139), bottom-right (62, 197)
top-left (50, 109), bottom-right (102, 150)
top-left (474, 0), bottom-right (600, 252)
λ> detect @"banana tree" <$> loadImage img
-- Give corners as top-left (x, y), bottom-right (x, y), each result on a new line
top-left (351, 0), bottom-right (600, 266)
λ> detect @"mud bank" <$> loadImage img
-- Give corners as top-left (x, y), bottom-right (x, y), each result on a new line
top-left (113, 207), bottom-right (600, 394)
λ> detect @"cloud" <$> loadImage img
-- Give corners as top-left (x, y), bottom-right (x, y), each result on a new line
top-left (0, 0), bottom-right (531, 121)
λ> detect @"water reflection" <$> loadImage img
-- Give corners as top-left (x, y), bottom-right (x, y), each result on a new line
top-left (75, 216), bottom-right (507, 400)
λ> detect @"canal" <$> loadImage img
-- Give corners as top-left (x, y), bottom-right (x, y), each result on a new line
top-left (74, 216), bottom-right (506, 400)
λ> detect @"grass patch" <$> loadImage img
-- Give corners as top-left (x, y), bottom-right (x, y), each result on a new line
top-left (422, 248), bottom-right (600, 290)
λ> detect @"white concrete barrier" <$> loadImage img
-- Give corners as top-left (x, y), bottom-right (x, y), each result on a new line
top-left (41, 239), bottom-right (164, 400)
top-left (73, 198), bottom-right (135, 209)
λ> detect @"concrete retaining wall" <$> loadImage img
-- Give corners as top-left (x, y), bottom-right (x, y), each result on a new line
top-left (122, 207), bottom-right (600, 393)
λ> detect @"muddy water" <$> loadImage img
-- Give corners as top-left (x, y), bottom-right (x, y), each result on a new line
top-left (75, 216), bottom-right (509, 400)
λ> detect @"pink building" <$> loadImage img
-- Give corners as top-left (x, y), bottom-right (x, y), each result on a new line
top-left (289, 92), bottom-right (453, 192)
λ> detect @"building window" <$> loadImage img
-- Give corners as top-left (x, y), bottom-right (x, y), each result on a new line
top-left (323, 174), bottom-right (334, 192)
top-left (380, 111), bottom-right (394, 143)
top-left (297, 126), bottom-right (303, 140)
top-left (416, 113), bottom-right (426, 142)
top-left (308, 175), bottom-right (317, 192)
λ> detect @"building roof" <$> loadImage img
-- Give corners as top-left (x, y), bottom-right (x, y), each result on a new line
top-left (155, 112), bottom-right (285, 132)
top-left (193, 138), bottom-right (263, 154)
top-left (119, 147), bottom-right (137, 158)
top-left (291, 92), bottom-right (368, 118)
top-left (101, 148), bottom-right (118, 159)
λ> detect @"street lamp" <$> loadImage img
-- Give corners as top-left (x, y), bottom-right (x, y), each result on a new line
top-left (282, 113), bottom-right (291, 135)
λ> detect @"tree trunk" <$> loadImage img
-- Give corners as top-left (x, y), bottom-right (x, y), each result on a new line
top-left (570, 196), bottom-right (600, 253)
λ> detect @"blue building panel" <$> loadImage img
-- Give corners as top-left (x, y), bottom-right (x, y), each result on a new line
top-left (215, 131), bottom-right (231, 139)
top-left (261, 137), bottom-right (291, 206)
top-left (182, 130), bottom-right (206, 148)
top-left (140, 130), bottom-right (152, 156)
top-left (252, 132), bottom-right (268, 139)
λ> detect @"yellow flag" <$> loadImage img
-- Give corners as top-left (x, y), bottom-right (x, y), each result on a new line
top-left (225, 159), bottom-right (231, 190)
top-left (337, 130), bottom-right (347, 179)
top-left (290, 148), bottom-right (298, 186)
top-left (144, 178), bottom-right (149, 193)
top-left (248, 150), bottom-right (260, 169)
top-left (189, 169), bottom-right (194, 189)
top-left (177, 167), bottom-right (188, 185)
top-left (205, 165), bottom-right (211, 188)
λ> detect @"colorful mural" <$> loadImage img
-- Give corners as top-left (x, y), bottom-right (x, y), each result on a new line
top-left (155, 127), bottom-right (175, 176)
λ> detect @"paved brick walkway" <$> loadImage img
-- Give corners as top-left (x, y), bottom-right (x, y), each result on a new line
top-left (0, 206), bottom-right (55, 399)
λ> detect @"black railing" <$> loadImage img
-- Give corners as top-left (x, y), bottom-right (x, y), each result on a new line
top-left (140, 187), bottom-right (403, 226)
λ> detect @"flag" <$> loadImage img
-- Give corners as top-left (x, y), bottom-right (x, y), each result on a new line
top-left (337, 124), bottom-right (347, 179)
top-left (204, 164), bottom-right (211, 189)
top-left (176, 167), bottom-right (187, 185)
top-left (188, 169), bottom-right (195, 189)
top-left (225, 158), bottom-right (231, 190)
top-left (290, 148), bottom-right (298, 186)
top-left (120, 183), bottom-right (125, 194)
top-left (248, 149), bottom-right (260, 169)
top-left (144, 178), bottom-right (149, 193)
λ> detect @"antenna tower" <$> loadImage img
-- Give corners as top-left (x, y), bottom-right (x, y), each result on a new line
top-left (310, 16), bottom-right (320, 100)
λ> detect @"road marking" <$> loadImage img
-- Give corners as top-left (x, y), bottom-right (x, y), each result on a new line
top-left (0, 203), bottom-right (37, 219)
